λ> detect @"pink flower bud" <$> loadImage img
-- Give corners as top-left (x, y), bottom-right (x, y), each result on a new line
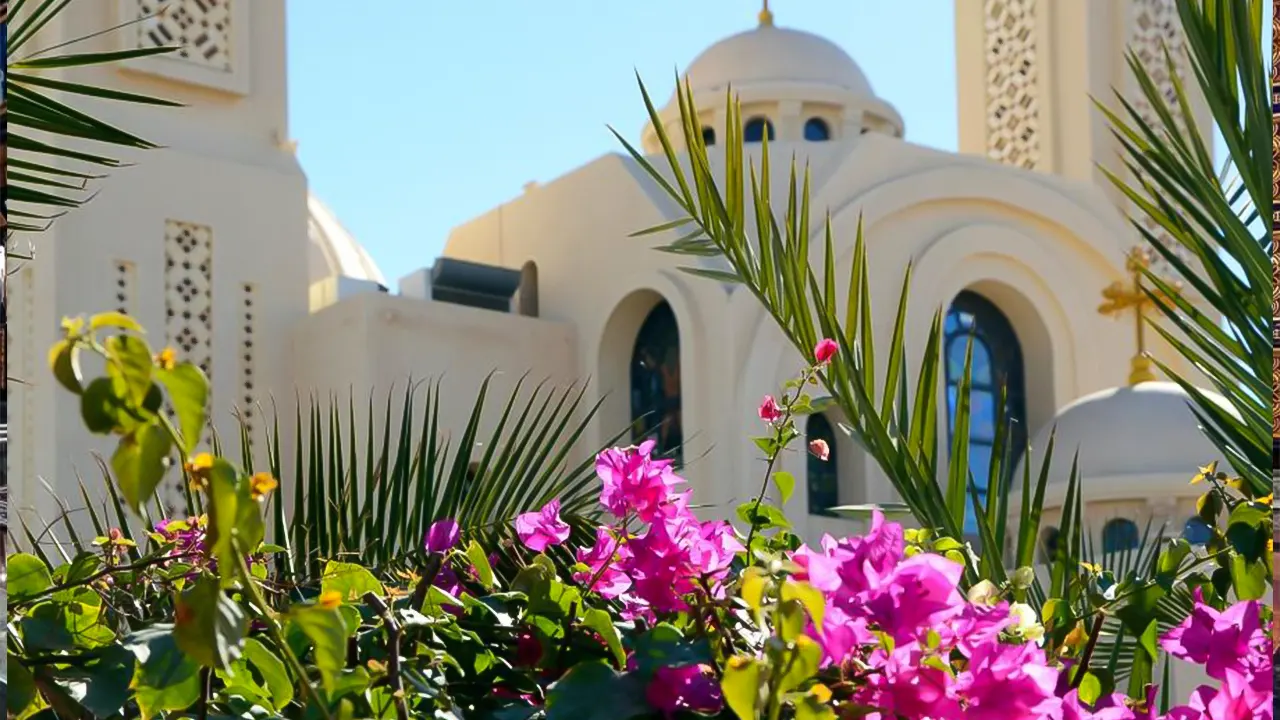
top-left (758, 395), bottom-right (783, 424)
top-left (814, 337), bottom-right (838, 364)
top-left (809, 438), bottom-right (830, 461)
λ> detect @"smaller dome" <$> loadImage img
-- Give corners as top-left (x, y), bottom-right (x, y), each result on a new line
top-left (1019, 382), bottom-right (1230, 483)
top-left (307, 194), bottom-right (386, 287)
top-left (678, 24), bottom-right (874, 99)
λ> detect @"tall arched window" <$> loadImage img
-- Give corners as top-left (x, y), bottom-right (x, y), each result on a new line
top-left (1102, 518), bottom-right (1140, 554)
top-left (804, 118), bottom-right (831, 141)
top-left (701, 126), bottom-right (716, 146)
top-left (944, 291), bottom-right (1027, 535)
top-left (806, 414), bottom-right (838, 515)
top-left (743, 117), bottom-right (775, 143)
top-left (631, 301), bottom-right (682, 464)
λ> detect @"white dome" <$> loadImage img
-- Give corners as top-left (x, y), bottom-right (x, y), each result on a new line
top-left (1018, 382), bottom-right (1231, 483)
top-left (307, 194), bottom-right (386, 287)
top-left (678, 24), bottom-right (874, 99)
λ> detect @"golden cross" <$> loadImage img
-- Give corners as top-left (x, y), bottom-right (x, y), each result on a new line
top-left (1097, 247), bottom-right (1180, 385)
top-left (759, 0), bottom-right (774, 26)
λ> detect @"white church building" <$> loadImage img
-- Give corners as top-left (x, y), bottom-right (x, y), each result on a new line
top-left (9, 0), bottom-right (1228, 568)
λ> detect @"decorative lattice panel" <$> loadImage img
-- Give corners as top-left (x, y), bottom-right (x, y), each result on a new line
top-left (1128, 0), bottom-right (1193, 278)
top-left (164, 220), bottom-right (213, 380)
top-left (113, 261), bottom-right (134, 316)
top-left (982, 0), bottom-right (1040, 170)
top-left (137, 0), bottom-right (233, 72)
top-left (239, 283), bottom-right (257, 438)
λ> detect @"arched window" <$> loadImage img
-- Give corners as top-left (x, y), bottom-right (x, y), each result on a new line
top-left (631, 301), bottom-right (682, 464)
top-left (806, 414), bottom-right (838, 515)
top-left (1102, 518), bottom-right (1140, 554)
top-left (743, 117), bottom-right (775, 143)
top-left (944, 291), bottom-right (1027, 535)
top-left (803, 117), bottom-right (830, 141)
top-left (1182, 516), bottom-right (1212, 545)
top-left (518, 261), bottom-right (539, 317)
top-left (1039, 526), bottom-right (1060, 564)
top-left (701, 126), bottom-right (716, 146)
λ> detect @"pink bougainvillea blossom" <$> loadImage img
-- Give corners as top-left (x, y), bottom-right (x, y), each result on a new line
top-left (814, 337), bottom-right (839, 364)
top-left (808, 437), bottom-right (830, 461)
top-left (423, 517), bottom-right (460, 554)
top-left (757, 395), bottom-right (783, 424)
top-left (515, 499), bottom-right (571, 552)
top-left (596, 440), bottom-right (683, 522)
top-left (646, 664), bottom-right (724, 718)
top-left (573, 527), bottom-right (632, 599)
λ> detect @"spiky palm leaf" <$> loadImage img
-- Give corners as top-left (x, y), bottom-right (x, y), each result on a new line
top-left (1097, 0), bottom-right (1270, 498)
top-left (6, 0), bottom-right (182, 237)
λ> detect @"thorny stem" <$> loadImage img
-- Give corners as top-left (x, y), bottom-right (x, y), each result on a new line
top-left (364, 592), bottom-right (410, 720)
top-left (745, 368), bottom-right (816, 551)
top-left (12, 550), bottom-right (203, 609)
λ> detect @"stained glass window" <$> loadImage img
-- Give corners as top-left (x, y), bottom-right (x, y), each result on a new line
top-left (1102, 518), bottom-right (1140, 554)
top-left (944, 291), bottom-right (1027, 536)
top-left (631, 301), bottom-right (682, 465)
top-left (806, 414), bottom-right (839, 515)
top-left (804, 117), bottom-right (831, 141)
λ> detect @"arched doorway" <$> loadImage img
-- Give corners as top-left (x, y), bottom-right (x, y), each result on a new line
top-left (630, 301), bottom-right (682, 464)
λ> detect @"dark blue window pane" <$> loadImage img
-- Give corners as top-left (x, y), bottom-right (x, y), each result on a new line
top-left (1102, 519), bottom-right (1140, 554)
top-left (806, 414), bottom-right (838, 515)
top-left (804, 117), bottom-right (830, 141)
top-left (744, 118), bottom-right (775, 143)
top-left (631, 301), bottom-right (682, 465)
top-left (943, 291), bottom-right (1026, 534)
top-left (1182, 517), bottom-right (1212, 545)
top-left (968, 444), bottom-right (992, 494)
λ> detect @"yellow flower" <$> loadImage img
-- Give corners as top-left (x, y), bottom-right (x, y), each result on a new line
top-left (317, 591), bottom-right (343, 610)
top-left (1190, 462), bottom-right (1217, 484)
top-left (249, 472), bottom-right (279, 500)
top-left (1079, 561), bottom-right (1102, 575)
top-left (184, 453), bottom-right (214, 487)
top-left (808, 684), bottom-right (833, 703)
top-left (155, 347), bottom-right (177, 370)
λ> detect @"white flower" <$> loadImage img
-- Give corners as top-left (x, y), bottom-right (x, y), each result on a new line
top-left (1009, 602), bottom-right (1045, 646)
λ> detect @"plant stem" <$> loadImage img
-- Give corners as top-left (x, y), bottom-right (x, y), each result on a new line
top-left (233, 547), bottom-right (332, 720)
top-left (744, 370), bottom-right (811, 551)
top-left (12, 550), bottom-right (202, 609)
top-left (1070, 613), bottom-right (1107, 689)
top-left (363, 592), bottom-right (410, 720)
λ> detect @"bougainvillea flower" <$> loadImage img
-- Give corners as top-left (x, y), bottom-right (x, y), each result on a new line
top-left (595, 440), bottom-right (683, 522)
top-left (1160, 591), bottom-right (1268, 683)
top-left (757, 395), bottom-right (783, 423)
top-left (814, 337), bottom-right (839, 364)
top-left (423, 517), bottom-right (460, 554)
top-left (645, 664), bottom-right (723, 718)
top-left (515, 499), bottom-right (571, 552)
top-left (573, 527), bottom-right (632, 598)
top-left (808, 437), bottom-right (830, 461)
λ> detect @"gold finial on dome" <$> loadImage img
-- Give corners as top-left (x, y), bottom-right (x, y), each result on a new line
top-left (1097, 246), bottom-right (1181, 386)
top-left (758, 0), bottom-right (774, 26)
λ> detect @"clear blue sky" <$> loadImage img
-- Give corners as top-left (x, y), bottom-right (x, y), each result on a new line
top-left (285, 1), bottom-right (958, 285)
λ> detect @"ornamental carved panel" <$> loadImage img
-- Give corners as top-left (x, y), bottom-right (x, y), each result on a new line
top-left (137, 0), bottom-right (233, 72)
top-left (982, 0), bottom-right (1041, 170)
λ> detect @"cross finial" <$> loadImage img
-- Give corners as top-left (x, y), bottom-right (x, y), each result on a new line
top-left (1097, 247), bottom-right (1181, 385)
top-left (759, 0), bottom-right (774, 26)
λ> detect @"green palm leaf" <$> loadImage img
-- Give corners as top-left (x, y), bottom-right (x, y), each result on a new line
top-left (1097, 0), bottom-right (1269, 498)
top-left (6, 0), bottom-right (182, 236)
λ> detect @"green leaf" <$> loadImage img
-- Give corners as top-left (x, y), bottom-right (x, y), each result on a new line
top-left (631, 623), bottom-right (712, 675)
top-left (1229, 554), bottom-right (1268, 600)
top-left (545, 660), bottom-right (649, 720)
top-left (7, 655), bottom-right (38, 716)
top-left (8, 552), bottom-right (53, 602)
top-left (739, 567), bottom-right (769, 611)
top-left (777, 635), bottom-right (823, 694)
top-left (776, 599), bottom-right (807, 642)
top-left (205, 458), bottom-right (265, 586)
top-left (288, 604), bottom-right (349, 692)
top-left (90, 310), bottom-right (143, 332)
top-left (111, 421), bottom-right (173, 512)
top-left (173, 576), bottom-right (248, 670)
top-left (735, 501), bottom-right (791, 531)
top-left (321, 560), bottom-right (384, 602)
top-left (81, 377), bottom-right (124, 434)
top-left (156, 361), bottom-right (209, 454)
top-left (581, 608), bottom-right (626, 669)
top-left (48, 338), bottom-right (83, 394)
top-left (465, 539), bottom-right (496, 591)
top-left (125, 625), bottom-right (202, 720)
top-left (781, 579), bottom-right (825, 632)
top-left (1077, 671), bottom-right (1103, 706)
top-left (104, 334), bottom-right (155, 407)
top-left (721, 657), bottom-right (762, 720)
top-left (773, 470), bottom-right (796, 505)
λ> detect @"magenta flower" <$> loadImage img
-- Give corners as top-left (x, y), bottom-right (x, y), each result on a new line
top-left (1161, 591), bottom-right (1268, 683)
top-left (757, 395), bottom-right (783, 423)
top-left (573, 527), bottom-right (632, 598)
top-left (515, 499), bottom-right (571, 552)
top-left (645, 664), bottom-right (723, 718)
top-left (596, 440), bottom-right (683, 522)
top-left (808, 437), bottom-right (830, 461)
top-left (424, 517), bottom-right (460, 554)
top-left (953, 641), bottom-right (1059, 720)
top-left (814, 337), bottom-right (838, 364)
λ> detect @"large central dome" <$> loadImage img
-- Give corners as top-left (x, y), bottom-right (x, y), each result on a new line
top-left (679, 24), bottom-right (875, 98)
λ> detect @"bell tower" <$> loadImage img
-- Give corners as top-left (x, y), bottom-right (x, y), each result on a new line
top-left (954, 0), bottom-right (1209, 194)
